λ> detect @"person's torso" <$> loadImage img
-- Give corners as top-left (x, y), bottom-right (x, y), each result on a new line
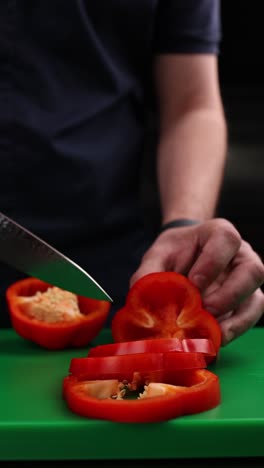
top-left (0, 1), bottom-right (161, 325)
top-left (0, 1), bottom-right (160, 245)
top-left (0, 1), bottom-right (221, 326)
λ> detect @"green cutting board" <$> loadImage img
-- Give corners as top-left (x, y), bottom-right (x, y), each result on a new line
top-left (1, 327), bottom-right (264, 461)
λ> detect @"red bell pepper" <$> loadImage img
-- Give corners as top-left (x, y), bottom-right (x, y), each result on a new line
top-left (111, 272), bottom-right (222, 355)
top-left (63, 369), bottom-right (221, 423)
top-left (88, 337), bottom-right (216, 359)
top-left (69, 351), bottom-right (207, 381)
top-left (6, 277), bottom-right (111, 350)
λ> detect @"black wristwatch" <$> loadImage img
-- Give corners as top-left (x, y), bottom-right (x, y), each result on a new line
top-left (160, 218), bottom-right (200, 233)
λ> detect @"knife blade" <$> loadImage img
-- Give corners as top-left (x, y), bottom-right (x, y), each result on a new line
top-left (0, 212), bottom-right (112, 302)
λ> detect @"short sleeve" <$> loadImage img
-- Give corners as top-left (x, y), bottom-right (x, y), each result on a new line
top-left (153, 0), bottom-right (222, 54)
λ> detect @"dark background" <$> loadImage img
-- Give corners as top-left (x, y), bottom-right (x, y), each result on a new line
top-left (218, 3), bottom-right (264, 325)
top-left (217, 1), bottom-right (264, 256)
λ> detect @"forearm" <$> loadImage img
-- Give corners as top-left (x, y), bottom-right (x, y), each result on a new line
top-left (157, 106), bottom-right (227, 224)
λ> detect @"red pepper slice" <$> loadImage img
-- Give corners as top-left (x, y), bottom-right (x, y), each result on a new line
top-left (88, 337), bottom-right (216, 358)
top-left (111, 272), bottom-right (222, 355)
top-left (69, 351), bottom-right (207, 381)
top-left (63, 369), bottom-right (221, 423)
top-left (6, 277), bottom-right (111, 350)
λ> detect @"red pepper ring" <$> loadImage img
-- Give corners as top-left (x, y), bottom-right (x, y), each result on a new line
top-left (88, 337), bottom-right (216, 358)
top-left (63, 369), bottom-right (221, 423)
top-left (5, 277), bottom-right (111, 350)
top-left (111, 272), bottom-right (222, 357)
top-left (69, 351), bottom-right (207, 381)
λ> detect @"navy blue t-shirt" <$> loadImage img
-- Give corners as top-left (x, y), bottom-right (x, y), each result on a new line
top-left (0, 0), bottom-right (221, 326)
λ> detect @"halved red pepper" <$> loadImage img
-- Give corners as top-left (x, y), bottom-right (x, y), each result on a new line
top-left (88, 337), bottom-right (216, 359)
top-left (63, 369), bottom-right (221, 423)
top-left (69, 351), bottom-right (207, 381)
top-left (111, 272), bottom-right (222, 356)
top-left (6, 277), bottom-right (111, 350)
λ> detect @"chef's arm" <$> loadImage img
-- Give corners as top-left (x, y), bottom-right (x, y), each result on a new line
top-left (154, 54), bottom-right (227, 225)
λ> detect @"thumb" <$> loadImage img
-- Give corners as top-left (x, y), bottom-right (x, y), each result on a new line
top-left (130, 227), bottom-right (198, 287)
top-left (129, 249), bottom-right (166, 288)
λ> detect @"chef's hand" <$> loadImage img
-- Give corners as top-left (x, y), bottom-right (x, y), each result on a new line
top-left (130, 218), bottom-right (264, 346)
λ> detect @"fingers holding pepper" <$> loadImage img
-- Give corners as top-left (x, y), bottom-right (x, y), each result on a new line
top-left (130, 218), bottom-right (264, 346)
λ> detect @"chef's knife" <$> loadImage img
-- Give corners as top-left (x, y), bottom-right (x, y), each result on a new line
top-left (0, 211), bottom-right (112, 302)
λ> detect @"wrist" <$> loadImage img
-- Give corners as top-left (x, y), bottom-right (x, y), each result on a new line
top-left (160, 218), bottom-right (200, 233)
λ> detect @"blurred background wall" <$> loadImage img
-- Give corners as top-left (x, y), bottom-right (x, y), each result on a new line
top-left (217, 1), bottom-right (264, 259)
top-left (217, 2), bottom-right (264, 324)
